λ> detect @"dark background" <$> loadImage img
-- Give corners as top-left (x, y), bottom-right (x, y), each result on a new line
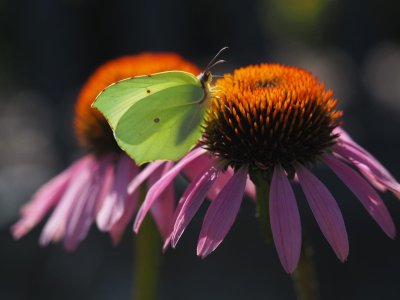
top-left (1, 0), bottom-right (400, 299)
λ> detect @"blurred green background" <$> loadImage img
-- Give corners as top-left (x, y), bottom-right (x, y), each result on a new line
top-left (1, 0), bottom-right (400, 299)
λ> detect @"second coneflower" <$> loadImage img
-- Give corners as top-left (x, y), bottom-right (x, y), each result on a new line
top-left (12, 53), bottom-right (201, 250)
top-left (134, 63), bottom-right (400, 273)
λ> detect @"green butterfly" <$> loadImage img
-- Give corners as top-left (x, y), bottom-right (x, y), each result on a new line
top-left (92, 48), bottom-right (227, 165)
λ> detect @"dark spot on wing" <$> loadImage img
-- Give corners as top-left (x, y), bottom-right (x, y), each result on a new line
top-left (147, 89), bottom-right (151, 93)
top-left (154, 117), bottom-right (160, 123)
top-left (147, 74), bottom-right (152, 77)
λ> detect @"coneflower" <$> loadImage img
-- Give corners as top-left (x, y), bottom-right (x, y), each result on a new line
top-left (134, 64), bottom-right (400, 273)
top-left (12, 53), bottom-right (201, 250)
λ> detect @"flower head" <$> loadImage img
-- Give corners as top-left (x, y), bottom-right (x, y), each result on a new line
top-left (12, 53), bottom-right (200, 250)
top-left (203, 64), bottom-right (342, 173)
top-left (136, 63), bottom-right (400, 273)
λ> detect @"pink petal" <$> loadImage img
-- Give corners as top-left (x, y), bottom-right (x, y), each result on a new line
top-left (333, 135), bottom-right (400, 198)
top-left (148, 162), bottom-right (175, 241)
top-left (96, 155), bottom-right (139, 231)
top-left (182, 153), bottom-right (221, 200)
top-left (162, 195), bottom-right (187, 252)
top-left (323, 154), bottom-right (395, 238)
top-left (208, 167), bottom-right (255, 201)
top-left (93, 156), bottom-right (115, 215)
top-left (63, 177), bottom-right (100, 250)
top-left (269, 166), bottom-right (301, 273)
top-left (39, 156), bottom-right (95, 246)
top-left (334, 141), bottom-right (394, 182)
top-left (182, 152), bottom-right (214, 180)
top-left (182, 154), bottom-right (255, 201)
top-left (64, 156), bottom-right (116, 251)
top-left (207, 167), bottom-right (231, 200)
top-left (133, 148), bottom-right (206, 233)
top-left (333, 127), bottom-right (354, 144)
top-left (127, 161), bottom-right (165, 195)
top-left (11, 155), bottom-right (89, 239)
top-left (197, 166), bottom-right (247, 258)
top-left (297, 165), bottom-right (349, 261)
top-left (172, 162), bottom-right (222, 247)
top-left (109, 190), bottom-right (140, 245)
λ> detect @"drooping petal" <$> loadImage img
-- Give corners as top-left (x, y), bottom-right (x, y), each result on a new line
top-left (323, 154), bottom-right (395, 238)
top-left (64, 156), bottom-right (116, 251)
top-left (333, 142), bottom-right (393, 185)
top-left (93, 156), bottom-right (115, 215)
top-left (333, 138), bottom-right (400, 198)
top-left (197, 166), bottom-right (247, 258)
top-left (109, 189), bottom-right (140, 245)
top-left (39, 156), bottom-right (95, 246)
top-left (127, 161), bottom-right (165, 195)
top-left (134, 148), bottom-right (206, 233)
top-left (96, 155), bottom-right (139, 231)
top-left (172, 161), bottom-right (222, 247)
top-left (162, 195), bottom-right (186, 252)
top-left (297, 165), bottom-right (349, 261)
top-left (148, 162), bottom-right (175, 241)
top-left (12, 155), bottom-right (89, 239)
top-left (63, 170), bottom-right (101, 251)
top-left (269, 166), bottom-right (301, 273)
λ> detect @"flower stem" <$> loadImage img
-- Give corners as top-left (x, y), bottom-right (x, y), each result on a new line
top-left (133, 188), bottom-right (161, 300)
top-left (253, 171), bottom-right (272, 243)
top-left (292, 242), bottom-right (319, 300)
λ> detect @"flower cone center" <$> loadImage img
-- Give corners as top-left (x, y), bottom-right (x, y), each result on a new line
top-left (203, 64), bottom-right (342, 172)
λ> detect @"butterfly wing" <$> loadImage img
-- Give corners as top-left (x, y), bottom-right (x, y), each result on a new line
top-left (93, 71), bottom-right (201, 131)
top-left (116, 81), bottom-right (206, 164)
top-left (92, 71), bottom-right (207, 164)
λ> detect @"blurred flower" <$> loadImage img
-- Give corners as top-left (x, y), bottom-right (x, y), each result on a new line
top-left (135, 64), bottom-right (400, 273)
top-left (12, 53), bottom-right (200, 250)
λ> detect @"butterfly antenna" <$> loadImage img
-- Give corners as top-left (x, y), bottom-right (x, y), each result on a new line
top-left (207, 59), bottom-right (226, 71)
top-left (204, 47), bottom-right (229, 73)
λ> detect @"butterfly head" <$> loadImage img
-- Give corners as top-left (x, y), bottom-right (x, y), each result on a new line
top-left (198, 47), bottom-right (228, 86)
top-left (198, 71), bottom-right (213, 87)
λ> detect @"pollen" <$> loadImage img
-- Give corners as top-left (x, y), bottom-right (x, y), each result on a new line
top-left (203, 64), bottom-right (342, 173)
top-left (74, 53), bottom-right (200, 154)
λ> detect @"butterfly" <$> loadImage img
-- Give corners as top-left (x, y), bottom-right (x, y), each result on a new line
top-left (92, 47), bottom-right (227, 165)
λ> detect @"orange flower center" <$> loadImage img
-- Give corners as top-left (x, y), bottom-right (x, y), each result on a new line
top-left (203, 64), bottom-right (342, 174)
top-left (74, 53), bottom-right (200, 154)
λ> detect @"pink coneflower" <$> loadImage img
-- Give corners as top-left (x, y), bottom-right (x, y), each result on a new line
top-left (11, 53), bottom-right (201, 250)
top-left (134, 64), bottom-right (400, 273)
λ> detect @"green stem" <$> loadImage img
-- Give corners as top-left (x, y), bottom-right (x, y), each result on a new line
top-left (253, 171), bottom-right (272, 243)
top-left (133, 188), bottom-right (161, 300)
top-left (292, 242), bottom-right (319, 300)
